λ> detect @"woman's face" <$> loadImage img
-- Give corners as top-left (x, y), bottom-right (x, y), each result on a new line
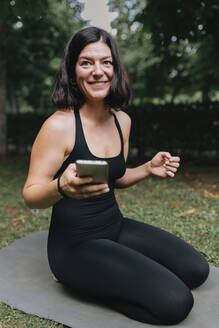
top-left (75, 41), bottom-right (114, 102)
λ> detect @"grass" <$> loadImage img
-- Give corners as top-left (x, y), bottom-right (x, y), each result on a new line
top-left (0, 156), bottom-right (218, 327)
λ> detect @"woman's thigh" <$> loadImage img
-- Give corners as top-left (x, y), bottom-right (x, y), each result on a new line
top-left (55, 238), bottom-right (192, 324)
top-left (117, 217), bottom-right (209, 289)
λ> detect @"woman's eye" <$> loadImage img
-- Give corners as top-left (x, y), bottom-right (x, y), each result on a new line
top-left (104, 60), bottom-right (113, 66)
top-left (81, 61), bottom-right (91, 67)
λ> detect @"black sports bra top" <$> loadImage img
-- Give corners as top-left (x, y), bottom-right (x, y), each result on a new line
top-left (54, 109), bottom-right (126, 191)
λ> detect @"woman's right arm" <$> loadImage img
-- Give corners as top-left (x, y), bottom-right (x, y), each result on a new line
top-left (22, 111), bottom-right (73, 208)
top-left (23, 111), bottom-right (109, 209)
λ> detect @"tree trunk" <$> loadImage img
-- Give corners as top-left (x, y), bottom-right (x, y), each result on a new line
top-left (0, 21), bottom-right (7, 157)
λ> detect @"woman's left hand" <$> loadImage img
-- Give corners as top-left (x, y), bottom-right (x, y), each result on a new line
top-left (148, 152), bottom-right (180, 178)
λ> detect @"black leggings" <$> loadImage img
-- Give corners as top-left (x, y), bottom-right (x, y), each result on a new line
top-left (53, 218), bottom-right (209, 325)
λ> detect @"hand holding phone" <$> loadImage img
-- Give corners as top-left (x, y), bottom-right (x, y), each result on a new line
top-left (76, 160), bottom-right (109, 184)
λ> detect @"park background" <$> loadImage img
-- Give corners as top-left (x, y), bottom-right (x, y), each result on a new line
top-left (0, 0), bottom-right (218, 327)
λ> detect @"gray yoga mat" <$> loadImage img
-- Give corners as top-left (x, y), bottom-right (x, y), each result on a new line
top-left (0, 231), bottom-right (218, 328)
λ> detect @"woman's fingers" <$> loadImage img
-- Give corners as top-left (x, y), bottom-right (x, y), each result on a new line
top-left (165, 166), bottom-right (177, 173)
top-left (76, 185), bottom-right (109, 199)
top-left (68, 182), bottom-right (109, 199)
top-left (163, 156), bottom-right (180, 178)
top-left (60, 164), bottom-right (109, 198)
top-left (166, 170), bottom-right (175, 178)
top-left (72, 176), bottom-right (94, 185)
top-left (165, 157), bottom-right (180, 167)
top-left (168, 156), bottom-right (180, 163)
top-left (68, 163), bottom-right (109, 198)
top-left (164, 160), bottom-right (179, 167)
top-left (78, 183), bottom-right (109, 193)
top-left (159, 151), bottom-right (171, 159)
top-left (150, 152), bottom-right (180, 178)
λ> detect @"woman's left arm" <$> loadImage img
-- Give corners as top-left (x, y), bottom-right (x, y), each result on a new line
top-left (114, 112), bottom-right (180, 188)
top-left (115, 152), bottom-right (180, 188)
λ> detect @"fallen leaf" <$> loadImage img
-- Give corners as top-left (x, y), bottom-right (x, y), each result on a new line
top-left (121, 204), bottom-right (126, 209)
top-left (179, 208), bottom-right (199, 217)
top-left (2, 206), bottom-right (18, 216)
top-left (206, 184), bottom-right (216, 189)
top-left (12, 216), bottom-right (29, 225)
top-left (204, 190), bottom-right (219, 199)
top-left (171, 204), bottom-right (179, 208)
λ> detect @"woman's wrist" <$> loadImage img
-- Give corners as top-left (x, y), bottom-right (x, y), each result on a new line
top-left (144, 161), bottom-right (152, 177)
top-left (57, 174), bottom-right (68, 198)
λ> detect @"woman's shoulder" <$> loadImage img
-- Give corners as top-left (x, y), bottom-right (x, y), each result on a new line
top-left (112, 109), bottom-right (131, 129)
top-left (42, 109), bottom-right (75, 133)
top-left (32, 109), bottom-right (75, 158)
top-left (111, 109), bottom-right (131, 140)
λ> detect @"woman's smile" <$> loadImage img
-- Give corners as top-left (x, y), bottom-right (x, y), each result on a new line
top-left (87, 81), bottom-right (110, 88)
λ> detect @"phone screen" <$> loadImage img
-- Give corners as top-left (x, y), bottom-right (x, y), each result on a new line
top-left (76, 160), bottom-right (109, 183)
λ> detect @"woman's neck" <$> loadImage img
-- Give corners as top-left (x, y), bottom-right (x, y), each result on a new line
top-left (80, 101), bottom-right (111, 122)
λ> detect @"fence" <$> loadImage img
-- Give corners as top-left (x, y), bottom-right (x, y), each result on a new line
top-left (6, 102), bottom-right (219, 164)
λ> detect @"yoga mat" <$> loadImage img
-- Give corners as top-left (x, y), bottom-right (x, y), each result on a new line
top-left (0, 231), bottom-right (218, 328)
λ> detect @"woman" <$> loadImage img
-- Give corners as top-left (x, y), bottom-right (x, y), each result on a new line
top-left (23, 27), bottom-right (209, 325)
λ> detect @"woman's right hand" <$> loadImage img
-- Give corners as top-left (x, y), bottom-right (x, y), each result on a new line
top-left (59, 163), bottom-right (109, 199)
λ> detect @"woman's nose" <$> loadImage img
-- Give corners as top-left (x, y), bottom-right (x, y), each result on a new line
top-left (92, 62), bottom-right (103, 76)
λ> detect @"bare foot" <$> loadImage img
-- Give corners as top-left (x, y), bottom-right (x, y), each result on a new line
top-left (53, 275), bottom-right (60, 282)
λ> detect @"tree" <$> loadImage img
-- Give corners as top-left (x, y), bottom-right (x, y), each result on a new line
top-left (0, 0), bottom-right (85, 157)
top-left (0, 0), bottom-right (50, 156)
top-left (137, 0), bottom-right (219, 103)
top-left (108, 0), bottom-right (157, 103)
top-left (7, 0), bottom-right (84, 114)
top-left (109, 0), bottom-right (219, 104)
top-left (108, 0), bottom-right (189, 103)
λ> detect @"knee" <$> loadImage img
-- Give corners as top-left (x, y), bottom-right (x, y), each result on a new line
top-left (162, 287), bottom-right (194, 325)
top-left (193, 255), bottom-right (209, 289)
top-left (183, 254), bottom-right (210, 289)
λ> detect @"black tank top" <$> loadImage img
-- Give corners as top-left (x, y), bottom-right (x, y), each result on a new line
top-left (48, 109), bottom-right (126, 248)
top-left (54, 109), bottom-right (126, 187)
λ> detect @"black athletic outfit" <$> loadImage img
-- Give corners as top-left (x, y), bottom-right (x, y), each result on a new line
top-left (47, 109), bottom-right (209, 325)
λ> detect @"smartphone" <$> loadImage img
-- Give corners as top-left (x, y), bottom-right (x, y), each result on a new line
top-left (75, 160), bottom-right (109, 184)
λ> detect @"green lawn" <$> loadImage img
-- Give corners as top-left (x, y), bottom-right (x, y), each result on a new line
top-left (0, 156), bottom-right (218, 327)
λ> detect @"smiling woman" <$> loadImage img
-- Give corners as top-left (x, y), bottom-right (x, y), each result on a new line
top-left (22, 26), bottom-right (209, 326)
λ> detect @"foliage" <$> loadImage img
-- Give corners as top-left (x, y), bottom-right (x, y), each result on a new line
top-left (3, 0), bottom-right (85, 113)
top-left (108, 0), bottom-right (154, 102)
top-left (109, 0), bottom-right (219, 103)
top-left (0, 0), bottom-right (86, 156)
top-left (136, 0), bottom-right (219, 103)
top-left (0, 0), bottom-right (49, 20)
